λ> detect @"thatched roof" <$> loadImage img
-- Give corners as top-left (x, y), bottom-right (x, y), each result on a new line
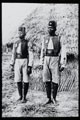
top-left (9, 4), bottom-right (78, 54)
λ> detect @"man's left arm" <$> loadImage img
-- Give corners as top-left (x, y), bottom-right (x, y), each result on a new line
top-left (59, 38), bottom-right (67, 72)
top-left (27, 49), bottom-right (33, 75)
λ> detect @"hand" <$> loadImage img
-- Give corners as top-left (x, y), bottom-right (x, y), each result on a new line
top-left (27, 66), bottom-right (32, 75)
top-left (10, 64), bottom-right (14, 71)
top-left (38, 65), bottom-right (43, 70)
top-left (59, 67), bottom-right (64, 72)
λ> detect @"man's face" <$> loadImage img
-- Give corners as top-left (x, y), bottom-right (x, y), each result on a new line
top-left (18, 30), bottom-right (25, 39)
top-left (48, 26), bottom-right (56, 35)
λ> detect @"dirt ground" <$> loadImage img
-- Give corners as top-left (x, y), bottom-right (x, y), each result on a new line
top-left (2, 53), bottom-right (79, 117)
top-left (2, 90), bottom-right (78, 117)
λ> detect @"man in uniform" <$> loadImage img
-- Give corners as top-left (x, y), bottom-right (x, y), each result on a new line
top-left (10, 26), bottom-right (33, 103)
top-left (40, 20), bottom-right (66, 105)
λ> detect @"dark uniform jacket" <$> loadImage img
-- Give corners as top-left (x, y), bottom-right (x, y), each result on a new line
top-left (10, 39), bottom-right (33, 67)
top-left (40, 35), bottom-right (66, 68)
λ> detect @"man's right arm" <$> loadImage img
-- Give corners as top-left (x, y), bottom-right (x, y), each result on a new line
top-left (10, 43), bottom-right (17, 68)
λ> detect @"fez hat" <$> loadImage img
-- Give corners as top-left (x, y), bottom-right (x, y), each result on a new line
top-left (18, 26), bottom-right (26, 33)
top-left (48, 20), bottom-right (57, 28)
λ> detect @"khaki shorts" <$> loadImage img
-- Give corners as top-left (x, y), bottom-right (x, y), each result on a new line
top-left (14, 59), bottom-right (29, 83)
top-left (43, 56), bottom-right (60, 84)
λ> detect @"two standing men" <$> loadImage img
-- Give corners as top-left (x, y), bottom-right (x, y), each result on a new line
top-left (10, 20), bottom-right (66, 104)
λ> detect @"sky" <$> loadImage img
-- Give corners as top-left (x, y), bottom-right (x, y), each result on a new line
top-left (2, 3), bottom-right (41, 45)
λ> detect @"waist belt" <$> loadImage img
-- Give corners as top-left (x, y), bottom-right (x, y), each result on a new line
top-left (16, 53), bottom-right (28, 59)
top-left (45, 49), bottom-right (59, 57)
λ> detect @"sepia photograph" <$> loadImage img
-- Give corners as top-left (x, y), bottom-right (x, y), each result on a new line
top-left (2, 3), bottom-right (79, 117)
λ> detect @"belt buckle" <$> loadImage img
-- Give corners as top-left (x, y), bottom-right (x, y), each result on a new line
top-left (16, 54), bottom-right (21, 58)
top-left (48, 50), bottom-right (52, 54)
top-left (47, 49), bottom-right (54, 55)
